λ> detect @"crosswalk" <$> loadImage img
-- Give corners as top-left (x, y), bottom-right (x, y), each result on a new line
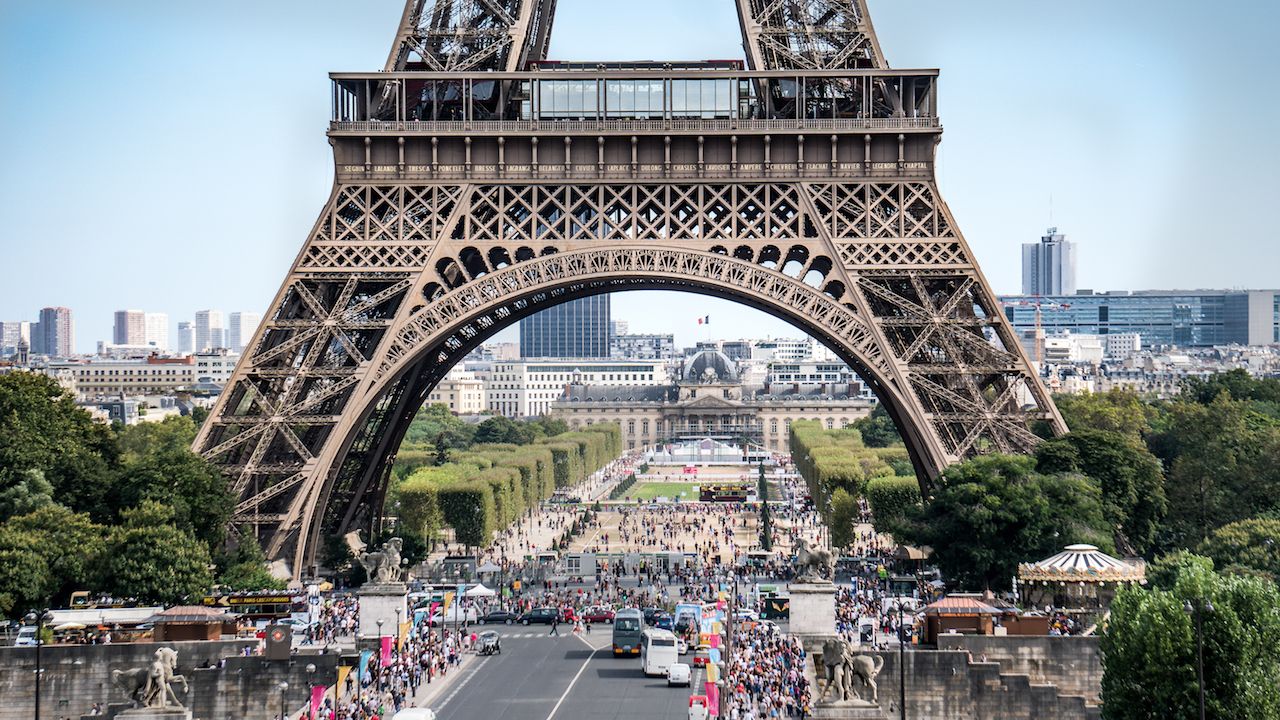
top-left (489, 630), bottom-right (592, 639)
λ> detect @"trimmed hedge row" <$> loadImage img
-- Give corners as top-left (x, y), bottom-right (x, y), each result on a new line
top-left (865, 476), bottom-right (923, 536)
top-left (391, 424), bottom-right (620, 549)
top-left (789, 421), bottom-right (895, 510)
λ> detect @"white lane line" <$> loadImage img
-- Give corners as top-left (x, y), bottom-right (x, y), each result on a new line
top-left (431, 655), bottom-right (489, 713)
top-left (544, 635), bottom-right (601, 720)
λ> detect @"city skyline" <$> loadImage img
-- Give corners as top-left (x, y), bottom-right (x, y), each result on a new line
top-left (2, 0), bottom-right (1277, 351)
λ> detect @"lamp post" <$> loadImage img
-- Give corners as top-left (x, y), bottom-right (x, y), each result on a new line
top-left (1184, 598), bottom-right (1213, 720)
top-left (395, 608), bottom-right (402, 652)
top-left (305, 663), bottom-right (316, 720)
top-left (375, 619), bottom-right (385, 693)
top-left (897, 601), bottom-right (907, 720)
top-left (24, 609), bottom-right (53, 720)
top-left (277, 680), bottom-right (289, 720)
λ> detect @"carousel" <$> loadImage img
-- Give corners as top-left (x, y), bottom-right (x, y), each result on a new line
top-left (1017, 544), bottom-right (1145, 614)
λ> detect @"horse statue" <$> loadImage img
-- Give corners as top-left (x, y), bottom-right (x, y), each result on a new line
top-left (113, 647), bottom-right (188, 709)
top-left (358, 536), bottom-right (405, 584)
top-left (794, 537), bottom-right (834, 582)
top-left (818, 637), bottom-right (884, 705)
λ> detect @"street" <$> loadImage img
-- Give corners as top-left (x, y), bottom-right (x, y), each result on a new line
top-left (430, 629), bottom-right (697, 720)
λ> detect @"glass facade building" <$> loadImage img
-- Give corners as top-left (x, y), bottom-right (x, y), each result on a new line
top-left (1000, 290), bottom-right (1280, 348)
top-left (520, 295), bottom-right (611, 358)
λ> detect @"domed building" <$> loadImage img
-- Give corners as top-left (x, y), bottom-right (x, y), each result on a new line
top-left (551, 348), bottom-right (877, 452)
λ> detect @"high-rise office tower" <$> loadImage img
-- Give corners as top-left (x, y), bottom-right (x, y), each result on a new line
top-left (32, 307), bottom-right (74, 356)
top-left (194, 309), bottom-right (225, 351)
top-left (227, 312), bottom-right (262, 353)
top-left (519, 295), bottom-right (611, 358)
top-left (113, 309), bottom-right (147, 345)
top-left (177, 321), bottom-right (195, 354)
top-left (145, 312), bottom-right (169, 350)
top-left (0, 321), bottom-right (31, 354)
top-left (1021, 227), bottom-right (1077, 296)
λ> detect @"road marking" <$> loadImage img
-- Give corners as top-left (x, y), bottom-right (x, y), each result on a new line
top-left (544, 635), bottom-right (600, 720)
top-left (431, 655), bottom-right (489, 713)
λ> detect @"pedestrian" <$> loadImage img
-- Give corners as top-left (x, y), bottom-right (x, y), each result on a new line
top-left (550, 614), bottom-right (560, 636)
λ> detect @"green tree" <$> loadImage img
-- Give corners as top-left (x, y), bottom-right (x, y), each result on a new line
top-left (1100, 556), bottom-right (1280, 720)
top-left (1198, 518), bottom-right (1280, 581)
top-left (896, 454), bottom-right (1112, 590)
top-left (218, 535), bottom-right (285, 591)
top-left (403, 404), bottom-right (476, 448)
top-left (0, 545), bottom-right (50, 617)
top-left (1149, 396), bottom-right (1280, 547)
top-left (0, 505), bottom-right (106, 605)
top-left (474, 416), bottom-right (535, 446)
top-left (758, 464), bottom-right (773, 551)
top-left (1035, 430), bottom-right (1166, 556)
top-left (852, 405), bottom-right (901, 448)
top-left (0, 468), bottom-right (54, 521)
top-left (865, 476), bottom-right (922, 537)
top-left (113, 442), bottom-right (233, 548)
top-left (1183, 369), bottom-right (1280, 406)
top-left (98, 502), bottom-right (212, 605)
top-left (828, 488), bottom-right (858, 551)
top-left (1146, 550), bottom-right (1216, 591)
top-left (0, 372), bottom-right (117, 519)
top-left (433, 432), bottom-right (451, 466)
top-left (1053, 389), bottom-right (1154, 438)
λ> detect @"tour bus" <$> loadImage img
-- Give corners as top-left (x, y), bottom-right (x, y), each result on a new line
top-left (640, 628), bottom-right (679, 677)
top-left (612, 608), bottom-right (645, 656)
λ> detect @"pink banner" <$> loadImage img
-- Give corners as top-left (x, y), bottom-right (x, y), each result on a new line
top-left (705, 681), bottom-right (720, 716)
top-left (708, 633), bottom-right (720, 649)
top-left (309, 685), bottom-right (325, 720)
top-left (380, 635), bottom-right (392, 664)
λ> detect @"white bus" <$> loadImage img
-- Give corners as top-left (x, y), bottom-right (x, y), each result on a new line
top-left (640, 628), bottom-right (679, 677)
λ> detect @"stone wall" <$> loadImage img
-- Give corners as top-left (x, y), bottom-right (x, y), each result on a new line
top-left (949, 635), bottom-right (1102, 705)
top-left (0, 641), bottom-right (338, 720)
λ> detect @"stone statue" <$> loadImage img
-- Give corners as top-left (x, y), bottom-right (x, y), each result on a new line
top-left (700, 366), bottom-right (719, 383)
top-left (794, 537), bottom-right (834, 583)
top-left (112, 647), bottom-right (188, 709)
top-left (358, 536), bottom-right (405, 584)
top-left (818, 637), bottom-right (884, 705)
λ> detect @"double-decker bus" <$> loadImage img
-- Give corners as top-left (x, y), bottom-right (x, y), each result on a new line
top-left (202, 591), bottom-right (306, 626)
top-left (699, 483), bottom-right (749, 502)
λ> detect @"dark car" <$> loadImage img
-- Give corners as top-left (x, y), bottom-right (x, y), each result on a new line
top-left (478, 610), bottom-right (518, 625)
top-left (642, 607), bottom-right (662, 625)
top-left (517, 607), bottom-right (559, 625)
top-left (654, 612), bottom-right (674, 631)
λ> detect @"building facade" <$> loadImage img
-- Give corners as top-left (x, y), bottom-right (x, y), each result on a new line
top-left (50, 355), bottom-right (196, 399)
top-left (519, 295), bottom-right (611, 358)
top-left (194, 310), bottom-right (225, 352)
top-left (426, 366), bottom-right (487, 414)
top-left (1001, 289), bottom-right (1280, 348)
top-left (145, 312), bottom-right (169, 350)
top-left (552, 350), bottom-right (876, 452)
top-left (32, 307), bottom-right (74, 357)
top-left (611, 333), bottom-right (676, 361)
top-left (227, 312), bottom-right (262, 354)
top-left (177, 322), bottom-right (195, 354)
top-left (486, 358), bottom-right (667, 418)
top-left (113, 310), bottom-right (147, 346)
top-left (194, 349), bottom-right (241, 386)
top-left (0, 321), bottom-right (31, 355)
top-left (1021, 227), bottom-right (1077, 296)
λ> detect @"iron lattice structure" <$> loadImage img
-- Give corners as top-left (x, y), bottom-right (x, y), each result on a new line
top-left (195, 0), bottom-right (1066, 576)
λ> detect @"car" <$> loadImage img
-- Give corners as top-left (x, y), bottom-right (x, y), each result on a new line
top-left (691, 649), bottom-right (711, 667)
top-left (560, 607), bottom-right (577, 623)
top-left (478, 610), bottom-right (518, 625)
top-left (14, 626), bottom-right (37, 647)
top-left (477, 630), bottom-right (502, 655)
top-left (429, 606), bottom-right (479, 627)
top-left (642, 607), bottom-right (662, 626)
top-left (517, 608), bottom-right (559, 625)
top-left (654, 612), bottom-right (674, 631)
top-left (582, 606), bottom-right (615, 624)
top-left (667, 662), bottom-right (692, 687)
top-left (677, 637), bottom-right (689, 655)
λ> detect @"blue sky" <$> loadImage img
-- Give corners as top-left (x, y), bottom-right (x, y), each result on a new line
top-left (1, 0), bottom-right (1276, 351)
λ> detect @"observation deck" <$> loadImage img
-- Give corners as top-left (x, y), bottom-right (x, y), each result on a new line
top-left (326, 65), bottom-right (942, 183)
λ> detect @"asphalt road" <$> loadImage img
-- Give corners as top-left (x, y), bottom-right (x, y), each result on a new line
top-left (430, 628), bottom-right (701, 720)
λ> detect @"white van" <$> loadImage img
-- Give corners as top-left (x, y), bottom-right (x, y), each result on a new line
top-left (641, 628), bottom-right (679, 677)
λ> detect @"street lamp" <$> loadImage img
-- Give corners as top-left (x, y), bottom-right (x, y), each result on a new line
top-left (305, 663), bottom-right (316, 719)
top-left (277, 680), bottom-right (289, 720)
top-left (395, 608), bottom-right (402, 651)
top-left (24, 609), bottom-right (54, 720)
top-left (375, 619), bottom-right (385, 692)
top-left (897, 601), bottom-right (907, 720)
top-left (1184, 598), bottom-right (1214, 720)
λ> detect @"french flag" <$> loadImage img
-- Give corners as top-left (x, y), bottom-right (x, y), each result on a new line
top-left (697, 315), bottom-right (710, 324)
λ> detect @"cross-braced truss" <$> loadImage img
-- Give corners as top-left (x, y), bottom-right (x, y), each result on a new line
top-left (193, 0), bottom-right (1067, 577)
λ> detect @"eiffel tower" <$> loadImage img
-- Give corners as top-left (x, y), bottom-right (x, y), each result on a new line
top-left (194, 0), bottom-right (1066, 576)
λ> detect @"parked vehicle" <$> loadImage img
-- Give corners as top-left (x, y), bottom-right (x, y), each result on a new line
top-left (478, 610), bottom-right (518, 625)
top-left (582, 606), bottom-right (615, 624)
top-left (517, 608), bottom-right (559, 625)
top-left (14, 626), bottom-right (37, 647)
top-left (429, 606), bottom-right (478, 627)
top-left (641, 607), bottom-right (662, 625)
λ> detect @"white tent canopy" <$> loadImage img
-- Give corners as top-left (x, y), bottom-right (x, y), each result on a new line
top-left (465, 583), bottom-right (496, 598)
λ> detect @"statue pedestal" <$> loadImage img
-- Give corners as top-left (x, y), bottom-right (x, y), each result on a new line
top-left (116, 708), bottom-right (193, 720)
top-left (808, 705), bottom-right (888, 719)
top-left (358, 582), bottom-right (408, 641)
top-left (788, 581), bottom-right (837, 640)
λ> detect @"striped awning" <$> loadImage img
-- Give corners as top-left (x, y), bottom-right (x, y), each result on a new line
top-left (1018, 544), bottom-right (1145, 584)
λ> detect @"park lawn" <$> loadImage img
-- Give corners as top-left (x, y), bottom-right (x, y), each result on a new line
top-left (623, 481), bottom-right (702, 501)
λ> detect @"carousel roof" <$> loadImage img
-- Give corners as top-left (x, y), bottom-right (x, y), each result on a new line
top-left (1018, 544), bottom-right (1145, 584)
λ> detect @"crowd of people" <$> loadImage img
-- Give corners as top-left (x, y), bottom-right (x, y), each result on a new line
top-left (724, 624), bottom-right (812, 719)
